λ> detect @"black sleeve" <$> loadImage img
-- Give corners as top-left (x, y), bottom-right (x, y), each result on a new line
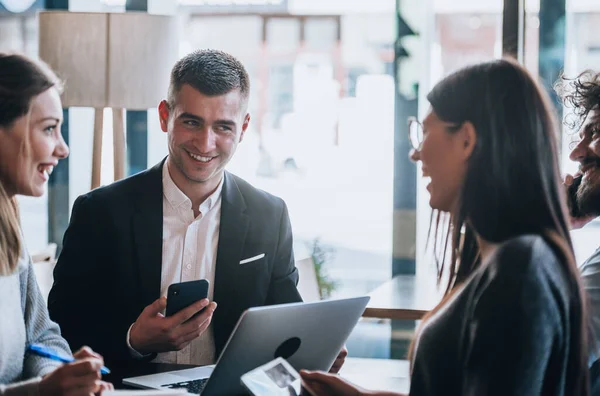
top-left (48, 194), bottom-right (131, 367)
top-left (462, 239), bottom-right (563, 396)
top-left (266, 201), bottom-right (302, 305)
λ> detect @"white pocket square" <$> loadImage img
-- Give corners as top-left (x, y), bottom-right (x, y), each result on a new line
top-left (239, 253), bottom-right (265, 265)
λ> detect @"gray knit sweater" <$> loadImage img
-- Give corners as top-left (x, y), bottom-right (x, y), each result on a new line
top-left (0, 247), bottom-right (71, 396)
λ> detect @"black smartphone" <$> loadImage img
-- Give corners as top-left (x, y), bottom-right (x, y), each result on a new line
top-left (568, 175), bottom-right (583, 218)
top-left (165, 279), bottom-right (209, 317)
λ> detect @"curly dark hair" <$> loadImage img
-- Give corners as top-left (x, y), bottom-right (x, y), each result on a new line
top-left (555, 70), bottom-right (600, 131)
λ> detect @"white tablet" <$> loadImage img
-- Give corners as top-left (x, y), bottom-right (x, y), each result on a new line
top-left (241, 357), bottom-right (316, 396)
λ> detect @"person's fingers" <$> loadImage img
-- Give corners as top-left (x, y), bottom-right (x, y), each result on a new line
top-left (83, 379), bottom-right (103, 395)
top-left (174, 314), bottom-right (214, 348)
top-left (329, 361), bottom-right (343, 374)
top-left (72, 379), bottom-right (102, 396)
top-left (60, 372), bottom-right (102, 393)
top-left (565, 173), bottom-right (574, 186)
top-left (302, 371), bottom-right (363, 396)
top-left (99, 381), bottom-right (114, 391)
top-left (300, 370), bottom-right (335, 382)
top-left (153, 297), bottom-right (168, 316)
top-left (73, 346), bottom-right (94, 359)
top-left (64, 358), bottom-right (103, 377)
top-left (73, 347), bottom-right (104, 364)
top-left (300, 371), bottom-right (338, 396)
top-left (171, 302), bottom-right (216, 339)
top-left (179, 302), bottom-right (216, 329)
top-left (177, 320), bottom-right (210, 343)
top-left (64, 388), bottom-right (96, 396)
top-left (339, 347), bottom-right (348, 358)
top-left (571, 214), bottom-right (597, 230)
top-left (141, 297), bottom-right (167, 318)
top-left (173, 340), bottom-right (192, 351)
top-left (95, 381), bottom-right (114, 396)
top-left (329, 346), bottom-right (348, 373)
top-left (302, 380), bottom-right (329, 396)
top-left (169, 299), bottom-right (210, 326)
top-left (82, 379), bottom-right (103, 394)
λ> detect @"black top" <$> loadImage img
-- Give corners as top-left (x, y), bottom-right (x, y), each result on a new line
top-left (48, 160), bottom-right (302, 369)
top-left (410, 235), bottom-right (581, 396)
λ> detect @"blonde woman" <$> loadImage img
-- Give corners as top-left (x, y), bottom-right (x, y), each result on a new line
top-left (0, 53), bottom-right (112, 396)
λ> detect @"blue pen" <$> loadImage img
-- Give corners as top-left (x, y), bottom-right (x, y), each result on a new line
top-left (27, 344), bottom-right (111, 375)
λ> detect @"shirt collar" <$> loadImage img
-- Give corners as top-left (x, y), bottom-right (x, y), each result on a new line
top-left (163, 163), bottom-right (190, 209)
top-left (200, 176), bottom-right (224, 214)
top-left (162, 162), bottom-right (224, 213)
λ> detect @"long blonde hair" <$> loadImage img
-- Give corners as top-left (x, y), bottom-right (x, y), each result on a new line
top-left (0, 184), bottom-right (21, 276)
top-left (0, 53), bottom-right (61, 275)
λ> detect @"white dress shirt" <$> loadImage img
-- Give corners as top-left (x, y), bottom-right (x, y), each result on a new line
top-left (127, 162), bottom-right (223, 366)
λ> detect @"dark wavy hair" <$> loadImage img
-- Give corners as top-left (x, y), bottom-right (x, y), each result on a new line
top-left (555, 70), bottom-right (600, 131)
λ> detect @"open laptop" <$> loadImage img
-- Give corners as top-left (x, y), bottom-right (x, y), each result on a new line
top-left (123, 296), bottom-right (370, 395)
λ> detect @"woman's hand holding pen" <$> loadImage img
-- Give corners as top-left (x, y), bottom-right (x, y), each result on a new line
top-left (39, 347), bottom-right (114, 396)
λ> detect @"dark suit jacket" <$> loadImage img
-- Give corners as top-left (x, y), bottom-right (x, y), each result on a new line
top-left (48, 160), bottom-right (302, 368)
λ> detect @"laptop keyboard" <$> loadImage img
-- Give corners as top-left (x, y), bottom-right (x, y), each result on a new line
top-left (162, 378), bottom-right (209, 394)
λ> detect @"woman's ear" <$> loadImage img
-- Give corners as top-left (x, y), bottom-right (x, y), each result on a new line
top-left (460, 121), bottom-right (477, 160)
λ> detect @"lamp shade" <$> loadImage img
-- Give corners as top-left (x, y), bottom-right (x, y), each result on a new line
top-left (39, 11), bottom-right (178, 109)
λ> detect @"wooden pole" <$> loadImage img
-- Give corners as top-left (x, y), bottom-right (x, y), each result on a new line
top-left (112, 108), bottom-right (126, 181)
top-left (91, 108), bottom-right (104, 189)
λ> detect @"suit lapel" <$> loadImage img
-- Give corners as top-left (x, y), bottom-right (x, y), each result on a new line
top-left (133, 160), bottom-right (165, 308)
top-left (214, 172), bottom-right (249, 301)
top-left (213, 172), bottom-right (249, 353)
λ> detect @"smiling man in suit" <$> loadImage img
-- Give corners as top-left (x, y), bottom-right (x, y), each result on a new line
top-left (48, 50), bottom-right (346, 372)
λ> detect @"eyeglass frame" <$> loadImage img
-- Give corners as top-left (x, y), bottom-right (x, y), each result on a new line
top-left (407, 116), bottom-right (466, 151)
top-left (407, 116), bottom-right (423, 151)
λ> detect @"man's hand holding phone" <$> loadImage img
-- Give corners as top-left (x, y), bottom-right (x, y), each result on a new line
top-left (129, 296), bottom-right (217, 354)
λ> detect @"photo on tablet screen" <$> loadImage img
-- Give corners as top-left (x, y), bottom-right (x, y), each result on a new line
top-left (265, 362), bottom-right (297, 388)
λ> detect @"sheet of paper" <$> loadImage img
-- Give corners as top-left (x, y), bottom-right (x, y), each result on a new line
top-left (103, 390), bottom-right (187, 396)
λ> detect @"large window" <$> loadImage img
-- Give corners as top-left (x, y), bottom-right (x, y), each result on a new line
top-left (415, 0), bottom-right (504, 281)
top-left (5, 0), bottom-right (600, 360)
top-left (176, 10), bottom-right (398, 298)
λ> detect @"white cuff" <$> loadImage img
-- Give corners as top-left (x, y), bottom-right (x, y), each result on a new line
top-left (126, 323), bottom-right (152, 359)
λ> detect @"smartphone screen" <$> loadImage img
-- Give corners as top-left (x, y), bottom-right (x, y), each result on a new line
top-left (166, 279), bottom-right (209, 317)
top-left (568, 175), bottom-right (583, 218)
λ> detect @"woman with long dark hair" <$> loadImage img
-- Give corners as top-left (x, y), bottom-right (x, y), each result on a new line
top-left (301, 58), bottom-right (590, 395)
top-left (0, 53), bottom-right (112, 396)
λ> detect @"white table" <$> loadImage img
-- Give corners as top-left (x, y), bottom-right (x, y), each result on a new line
top-left (363, 275), bottom-right (444, 320)
top-left (341, 357), bottom-right (410, 394)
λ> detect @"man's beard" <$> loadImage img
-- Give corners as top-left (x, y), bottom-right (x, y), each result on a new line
top-left (577, 156), bottom-right (600, 217)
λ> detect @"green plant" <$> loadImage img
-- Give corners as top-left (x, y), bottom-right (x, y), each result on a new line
top-left (307, 238), bottom-right (338, 299)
